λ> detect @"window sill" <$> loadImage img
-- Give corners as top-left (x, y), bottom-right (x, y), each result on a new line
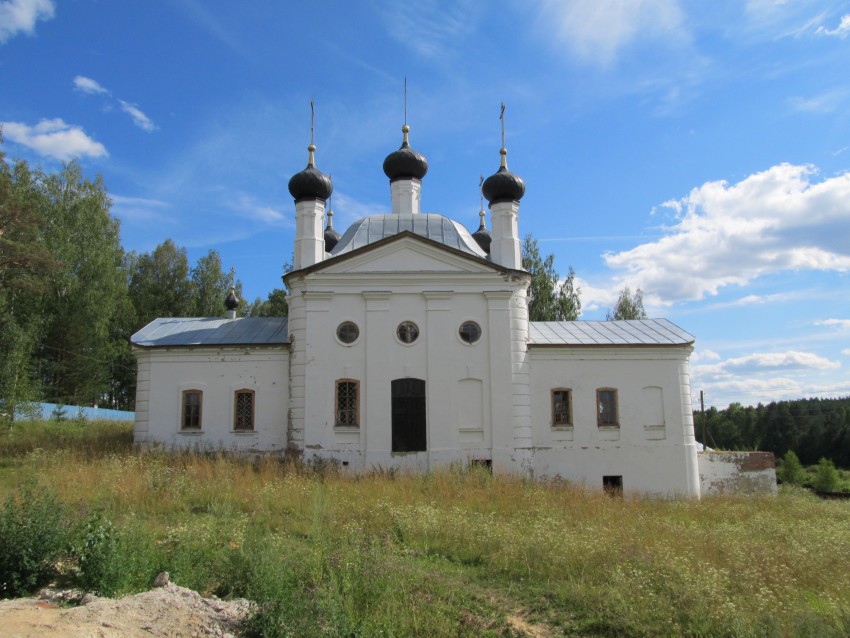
top-left (334, 426), bottom-right (360, 433)
top-left (232, 429), bottom-right (256, 435)
top-left (458, 427), bottom-right (484, 433)
top-left (179, 430), bottom-right (203, 435)
top-left (598, 424), bottom-right (620, 430)
top-left (551, 425), bottom-right (574, 431)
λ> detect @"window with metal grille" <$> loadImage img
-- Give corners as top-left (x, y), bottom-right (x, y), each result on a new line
top-left (597, 388), bottom-right (619, 427)
top-left (336, 379), bottom-right (359, 427)
top-left (234, 389), bottom-right (255, 431)
top-left (182, 390), bottom-right (202, 430)
top-left (551, 389), bottom-right (572, 427)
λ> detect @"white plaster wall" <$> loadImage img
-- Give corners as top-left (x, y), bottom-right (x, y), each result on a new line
top-left (529, 346), bottom-right (700, 497)
top-left (133, 346), bottom-right (289, 451)
top-left (287, 247), bottom-right (525, 472)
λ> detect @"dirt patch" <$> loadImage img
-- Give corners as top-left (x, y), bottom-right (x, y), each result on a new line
top-left (0, 583), bottom-right (249, 637)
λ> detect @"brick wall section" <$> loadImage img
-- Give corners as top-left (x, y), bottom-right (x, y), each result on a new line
top-left (699, 451), bottom-right (778, 497)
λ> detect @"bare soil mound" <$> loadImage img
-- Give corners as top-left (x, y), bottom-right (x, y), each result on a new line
top-left (0, 583), bottom-right (250, 638)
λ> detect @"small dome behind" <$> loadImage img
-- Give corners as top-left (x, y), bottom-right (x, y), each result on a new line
top-left (324, 210), bottom-right (341, 252)
top-left (471, 210), bottom-right (492, 254)
top-left (225, 285), bottom-right (239, 311)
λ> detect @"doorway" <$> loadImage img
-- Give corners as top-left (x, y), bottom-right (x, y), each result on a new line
top-left (391, 378), bottom-right (426, 452)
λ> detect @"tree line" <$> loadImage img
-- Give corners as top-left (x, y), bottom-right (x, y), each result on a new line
top-left (0, 146), bottom-right (286, 417)
top-left (696, 397), bottom-right (850, 469)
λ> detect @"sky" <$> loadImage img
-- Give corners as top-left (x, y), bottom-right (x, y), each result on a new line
top-left (1, 0), bottom-right (849, 409)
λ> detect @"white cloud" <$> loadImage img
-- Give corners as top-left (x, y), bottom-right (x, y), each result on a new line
top-left (816, 319), bottom-right (850, 329)
top-left (817, 14), bottom-right (850, 38)
top-left (110, 194), bottom-right (172, 223)
top-left (697, 351), bottom-right (840, 378)
top-left (379, 0), bottom-right (478, 58)
top-left (787, 90), bottom-right (845, 114)
top-left (73, 75), bottom-right (110, 95)
top-left (690, 349), bottom-right (721, 363)
top-left (843, 349), bottom-right (850, 356)
top-left (230, 193), bottom-right (291, 227)
top-left (536, 0), bottom-right (687, 67)
top-left (0, 118), bottom-right (107, 161)
top-left (0, 0), bottom-right (54, 44)
top-left (603, 163), bottom-right (850, 304)
top-left (118, 100), bottom-right (157, 132)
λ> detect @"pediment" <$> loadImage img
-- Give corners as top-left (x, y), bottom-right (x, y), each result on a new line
top-left (315, 234), bottom-right (500, 275)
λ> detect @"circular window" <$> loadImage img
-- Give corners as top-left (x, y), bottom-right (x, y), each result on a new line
top-left (336, 321), bottom-right (360, 345)
top-left (396, 321), bottom-right (419, 344)
top-left (459, 321), bottom-right (481, 344)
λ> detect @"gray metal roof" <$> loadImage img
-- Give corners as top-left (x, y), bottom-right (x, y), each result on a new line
top-left (131, 317), bottom-right (289, 348)
top-left (528, 319), bottom-right (694, 346)
top-left (330, 214), bottom-right (488, 258)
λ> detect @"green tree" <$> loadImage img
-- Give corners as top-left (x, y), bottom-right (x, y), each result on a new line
top-left (190, 249), bottom-right (232, 317)
top-left (777, 450), bottom-right (805, 486)
top-left (521, 234), bottom-right (581, 321)
top-left (0, 141), bottom-right (53, 417)
top-left (246, 288), bottom-right (289, 318)
top-left (813, 457), bottom-right (840, 492)
top-left (128, 239), bottom-right (193, 326)
top-left (36, 162), bottom-right (129, 406)
top-left (607, 286), bottom-right (647, 320)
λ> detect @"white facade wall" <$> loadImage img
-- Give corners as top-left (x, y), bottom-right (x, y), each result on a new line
top-left (133, 347), bottom-right (289, 451)
top-left (285, 241), bottom-right (527, 473)
top-left (529, 346), bottom-right (700, 497)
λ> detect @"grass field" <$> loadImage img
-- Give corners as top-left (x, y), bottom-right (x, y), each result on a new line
top-left (1, 420), bottom-right (849, 637)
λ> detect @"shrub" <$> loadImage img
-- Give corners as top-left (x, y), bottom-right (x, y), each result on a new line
top-left (778, 450), bottom-right (805, 485)
top-left (0, 481), bottom-right (69, 597)
top-left (72, 509), bottom-right (122, 595)
top-left (813, 458), bottom-right (841, 492)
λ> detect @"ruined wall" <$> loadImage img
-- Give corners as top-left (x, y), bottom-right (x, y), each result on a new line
top-left (698, 451), bottom-right (777, 496)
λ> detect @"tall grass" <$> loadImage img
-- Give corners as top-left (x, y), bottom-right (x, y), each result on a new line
top-left (1, 420), bottom-right (849, 636)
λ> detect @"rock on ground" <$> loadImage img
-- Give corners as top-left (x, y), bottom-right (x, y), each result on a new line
top-left (0, 583), bottom-right (250, 638)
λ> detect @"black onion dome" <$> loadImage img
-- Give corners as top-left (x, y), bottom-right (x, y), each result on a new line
top-left (471, 211), bottom-right (492, 254)
top-left (482, 149), bottom-right (525, 204)
top-left (225, 285), bottom-right (239, 311)
top-left (383, 125), bottom-right (428, 182)
top-left (324, 211), bottom-right (341, 252)
top-left (288, 145), bottom-right (333, 202)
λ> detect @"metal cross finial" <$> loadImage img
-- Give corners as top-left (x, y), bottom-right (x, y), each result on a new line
top-left (404, 76), bottom-right (408, 125)
top-left (229, 266), bottom-right (236, 287)
top-left (310, 99), bottom-right (315, 146)
top-left (500, 102), bottom-right (506, 149)
top-left (479, 174), bottom-right (484, 211)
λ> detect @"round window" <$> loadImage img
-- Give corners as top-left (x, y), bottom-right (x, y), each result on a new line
top-left (336, 321), bottom-right (359, 345)
top-left (396, 321), bottom-right (419, 344)
top-left (459, 321), bottom-right (481, 344)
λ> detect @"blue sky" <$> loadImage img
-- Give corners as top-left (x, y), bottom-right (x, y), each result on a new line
top-left (2, 0), bottom-right (849, 408)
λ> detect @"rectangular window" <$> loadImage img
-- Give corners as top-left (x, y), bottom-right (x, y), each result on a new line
top-left (597, 388), bottom-right (619, 427)
top-left (551, 389), bottom-right (573, 427)
top-left (336, 380), bottom-right (359, 427)
top-left (182, 390), bottom-right (202, 430)
top-left (234, 389), bottom-right (255, 431)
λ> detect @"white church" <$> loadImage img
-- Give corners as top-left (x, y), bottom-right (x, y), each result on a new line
top-left (131, 120), bottom-right (703, 498)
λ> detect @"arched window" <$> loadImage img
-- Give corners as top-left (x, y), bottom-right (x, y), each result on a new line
top-left (335, 379), bottom-right (359, 427)
top-left (181, 390), bottom-right (203, 430)
top-left (234, 389), bottom-right (255, 431)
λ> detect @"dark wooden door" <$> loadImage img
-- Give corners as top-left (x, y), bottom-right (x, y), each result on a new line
top-left (391, 378), bottom-right (426, 452)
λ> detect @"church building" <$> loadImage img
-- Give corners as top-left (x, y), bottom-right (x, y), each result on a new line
top-left (131, 119), bottom-right (701, 498)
